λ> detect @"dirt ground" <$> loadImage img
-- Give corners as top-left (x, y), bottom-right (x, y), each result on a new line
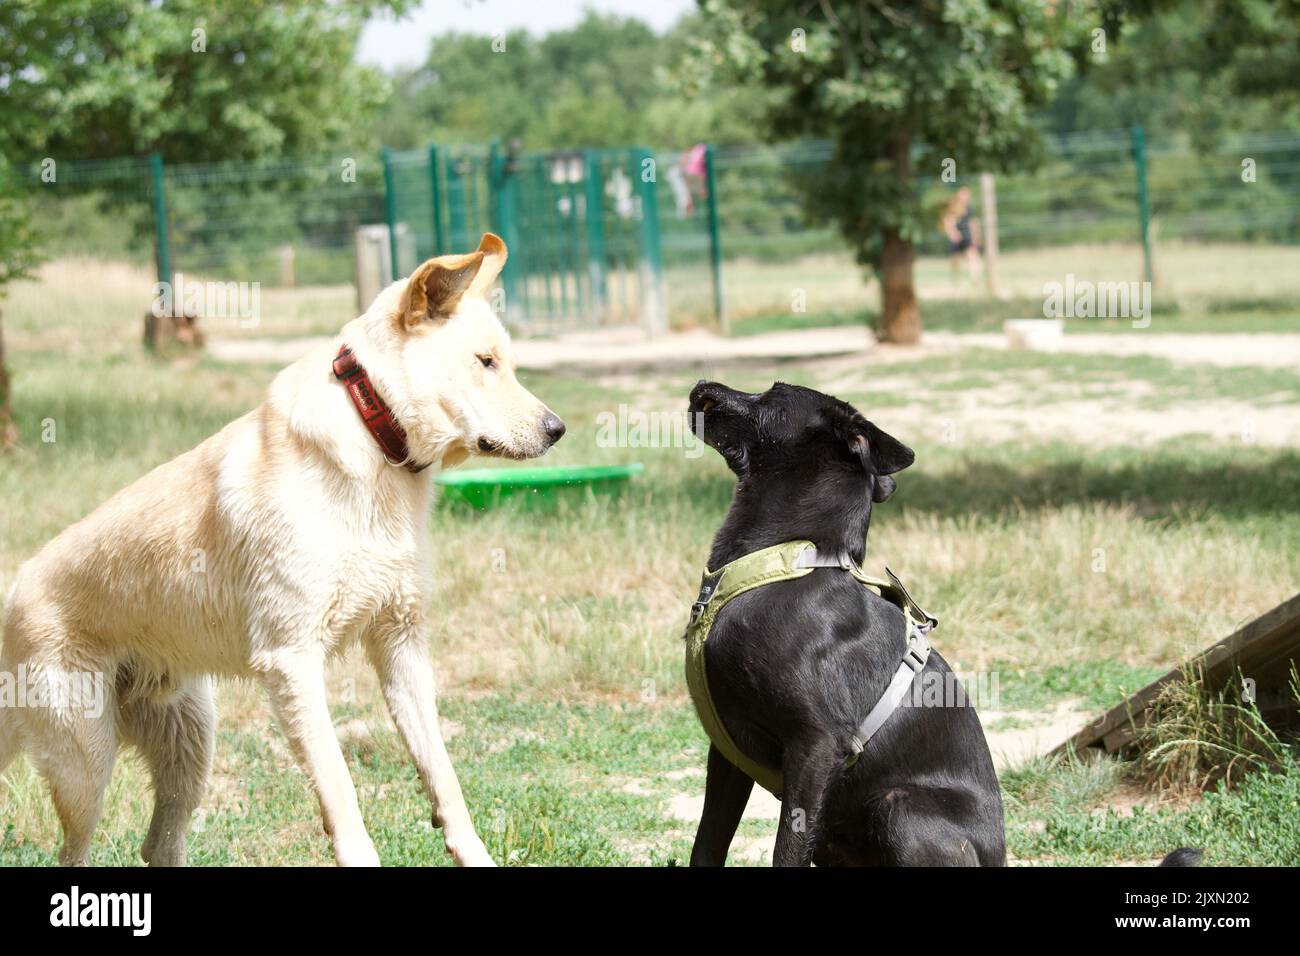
top-left (825, 363), bottom-right (1300, 449)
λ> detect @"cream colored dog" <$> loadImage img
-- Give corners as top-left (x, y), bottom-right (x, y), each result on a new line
top-left (0, 233), bottom-right (563, 867)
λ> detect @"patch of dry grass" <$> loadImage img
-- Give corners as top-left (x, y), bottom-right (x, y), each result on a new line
top-left (1135, 664), bottom-right (1298, 796)
top-left (14, 239), bottom-right (1300, 351)
top-left (3, 257), bottom-right (359, 353)
top-left (704, 240), bottom-right (1300, 323)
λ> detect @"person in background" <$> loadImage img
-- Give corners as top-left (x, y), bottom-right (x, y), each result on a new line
top-left (681, 143), bottom-right (710, 210)
top-left (940, 185), bottom-right (982, 281)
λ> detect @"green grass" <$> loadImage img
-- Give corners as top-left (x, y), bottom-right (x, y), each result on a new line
top-left (4, 693), bottom-right (1295, 866)
top-left (1004, 752), bottom-right (1300, 866)
top-left (1, 696), bottom-right (708, 867)
top-left (992, 661), bottom-right (1167, 713)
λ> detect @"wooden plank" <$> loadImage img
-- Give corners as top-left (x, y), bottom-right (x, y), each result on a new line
top-left (1053, 592), bottom-right (1300, 757)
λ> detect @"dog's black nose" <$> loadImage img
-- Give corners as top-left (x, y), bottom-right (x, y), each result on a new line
top-left (541, 412), bottom-right (566, 444)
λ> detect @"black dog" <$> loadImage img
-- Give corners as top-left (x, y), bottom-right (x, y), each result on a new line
top-left (685, 380), bottom-right (1006, 866)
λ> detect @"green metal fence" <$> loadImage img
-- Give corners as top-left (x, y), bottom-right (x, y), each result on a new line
top-left (21, 152), bottom-right (388, 290)
top-left (384, 143), bottom-right (496, 271)
top-left (382, 144), bottom-right (719, 334)
top-left (14, 128), bottom-right (1300, 335)
top-left (711, 129), bottom-right (1300, 260)
top-left (165, 155), bottom-right (387, 286)
top-left (709, 128), bottom-right (1300, 320)
top-left (20, 155), bottom-right (160, 272)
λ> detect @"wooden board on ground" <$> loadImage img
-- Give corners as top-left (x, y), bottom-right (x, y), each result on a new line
top-left (1054, 592), bottom-right (1300, 757)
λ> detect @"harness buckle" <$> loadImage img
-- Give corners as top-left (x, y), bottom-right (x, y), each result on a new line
top-left (689, 601), bottom-right (707, 627)
top-left (902, 632), bottom-right (931, 673)
top-left (688, 568), bottom-right (725, 629)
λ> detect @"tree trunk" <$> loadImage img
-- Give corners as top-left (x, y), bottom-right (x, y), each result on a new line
top-left (0, 309), bottom-right (15, 446)
top-left (878, 132), bottom-right (921, 345)
top-left (879, 228), bottom-right (920, 344)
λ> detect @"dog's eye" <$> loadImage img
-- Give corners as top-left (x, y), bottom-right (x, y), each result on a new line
top-left (478, 354), bottom-right (496, 370)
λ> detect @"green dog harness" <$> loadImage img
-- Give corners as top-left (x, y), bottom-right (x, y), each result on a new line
top-left (683, 541), bottom-right (938, 797)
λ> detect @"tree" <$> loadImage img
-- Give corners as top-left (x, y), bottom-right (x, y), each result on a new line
top-left (1204, 0), bottom-right (1300, 111)
top-left (0, 0), bottom-right (406, 444)
top-left (0, 178), bottom-right (38, 445)
top-left (372, 13), bottom-right (672, 150)
top-left (366, 11), bottom-right (770, 152)
top-left (691, 0), bottom-right (1090, 342)
top-left (1044, 2), bottom-right (1300, 144)
top-left (0, 0), bottom-right (407, 163)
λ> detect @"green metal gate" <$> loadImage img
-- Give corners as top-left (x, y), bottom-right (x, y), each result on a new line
top-left (384, 144), bottom-right (495, 278)
top-left (384, 142), bottom-right (722, 335)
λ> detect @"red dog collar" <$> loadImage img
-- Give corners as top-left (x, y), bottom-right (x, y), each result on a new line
top-left (332, 346), bottom-right (428, 473)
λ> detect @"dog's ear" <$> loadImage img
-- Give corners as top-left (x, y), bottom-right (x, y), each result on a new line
top-left (467, 233), bottom-right (508, 299)
top-left (398, 251), bottom-right (485, 330)
top-left (845, 419), bottom-right (914, 501)
top-left (861, 420), bottom-right (914, 475)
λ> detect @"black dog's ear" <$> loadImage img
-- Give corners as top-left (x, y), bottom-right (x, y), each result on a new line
top-left (863, 420), bottom-right (915, 475)
top-left (846, 420), bottom-right (914, 502)
top-left (846, 419), bottom-right (914, 475)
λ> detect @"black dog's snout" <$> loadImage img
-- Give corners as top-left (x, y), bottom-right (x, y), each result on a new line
top-left (541, 412), bottom-right (566, 445)
top-left (690, 380), bottom-right (727, 410)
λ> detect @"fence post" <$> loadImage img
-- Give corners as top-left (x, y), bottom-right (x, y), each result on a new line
top-left (428, 145), bottom-right (445, 255)
top-left (1131, 126), bottom-right (1154, 285)
top-left (703, 143), bottom-right (727, 333)
top-left (148, 153), bottom-right (171, 288)
top-left (381, 147), bottom-right (399, 282)
top-left (634, 148), bottom-right (666, 336)
top-left (979, 172), bottom-right (1000, 298)
top-left (488, 141), bottom-right (523, 322)
top-left (583, 150), bottom-right (608, 321)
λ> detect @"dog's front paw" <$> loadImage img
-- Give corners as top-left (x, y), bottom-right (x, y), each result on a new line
top-left (334, 836), bottom-right (382, 867)
top-left (445, 834), bottom-right (496, 867)
top-left (141, 840), bottom-right (186, 868)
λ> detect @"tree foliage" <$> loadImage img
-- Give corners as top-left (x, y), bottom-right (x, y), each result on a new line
top-left (0, 0), bottom-right (406, 285)
top-left (0, 0), bottom-right (406, 163)
top-left (0, 176), bottom-right (36, 444)
top-left (369, 11), bottom-right (771, 151)
top-left (0, 0), bottom-right (407, 444)
top-left (1045, 1), bottom-right (1300, 143)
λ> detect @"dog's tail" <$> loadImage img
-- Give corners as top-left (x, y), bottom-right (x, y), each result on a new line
top-left (1158, 848), bottom-right (1204, 867)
